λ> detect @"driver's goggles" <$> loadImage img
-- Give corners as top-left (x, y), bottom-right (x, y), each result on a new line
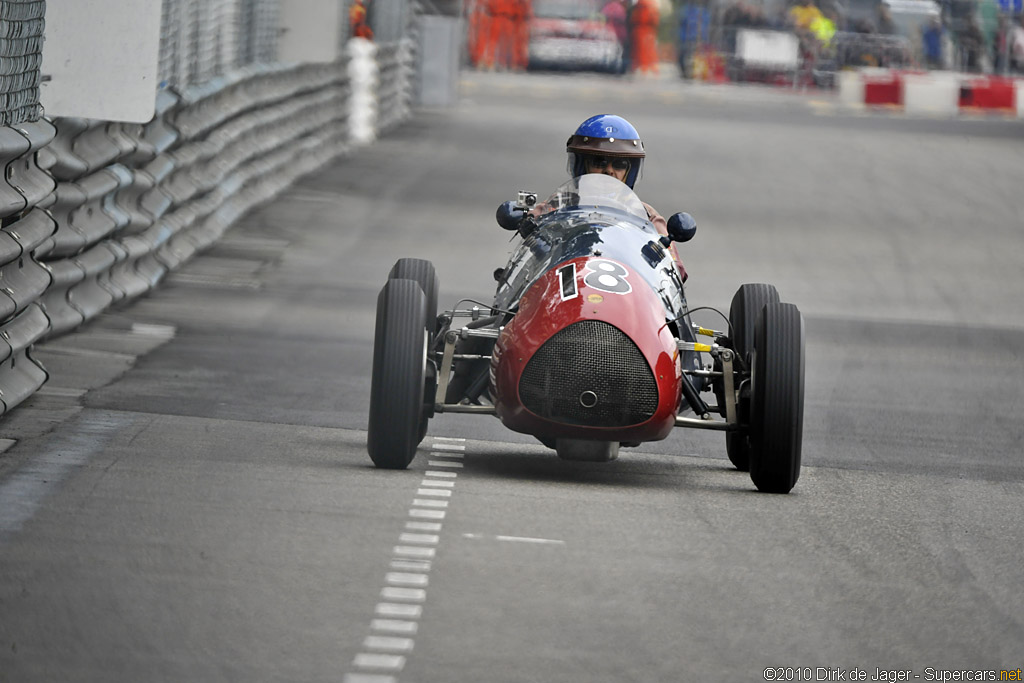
top-left (585, 156), bottom-right (631, 171)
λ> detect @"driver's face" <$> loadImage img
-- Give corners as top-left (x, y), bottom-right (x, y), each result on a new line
top-left (584, 155), bottom-right (629, 182)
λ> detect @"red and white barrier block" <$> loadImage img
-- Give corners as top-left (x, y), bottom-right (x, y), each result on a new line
top-left (838, 68), bottom-right (1024, 117)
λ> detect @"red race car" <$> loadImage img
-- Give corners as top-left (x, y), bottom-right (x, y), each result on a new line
top-left (368, 174), bottom-right (805, 493)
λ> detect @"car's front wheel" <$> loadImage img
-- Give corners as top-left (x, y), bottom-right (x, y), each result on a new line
top-left (748, 302), bottom-right (805, 494)
top-left (724, 283), bottom-right (781, 471)
top-left (368, 278), bottom-right (430, 469)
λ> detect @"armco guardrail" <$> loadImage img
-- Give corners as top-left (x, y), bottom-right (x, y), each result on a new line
top-left (0, 121), bottom-right (56, 415)
top-left (0, 39), bottom-right (418, 418)
top-left (36, 60), bottom-right (352, 341)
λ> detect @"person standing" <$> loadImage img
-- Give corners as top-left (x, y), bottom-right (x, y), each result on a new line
top-left (350, 0), bottom-right (373, 39)
top-left (630, 0), bottom-right (660, 74)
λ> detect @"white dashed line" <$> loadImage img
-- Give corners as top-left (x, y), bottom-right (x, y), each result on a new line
top-left (418, 479), bottom-right (455, 488)
top-left (430, 444), bottom-right (466, 454)
top-left (412, 498), bottom-right (449, 508)
top-left (432, 436), bottom-right (466, 442)
top-left (343, 673), bottom-right (397, 683)
top-left (416, 487), bottom-right (452, 497)
top-left (409, 508), bottom-right (446, 519)
top-left (347, 438), bottom-right (469, 683)
top-left (352, 653), bottom-right (406, 671)
top-left (372, 619), bottom-right (419, 634)
top-left (394, 545), bottom-right (436, 558)
top-left (427, 460), bottom-right (463, 468)
top-left (391, 559), bottom-right (432, 571)
top-left (363, 635), bottom-right (415, 653)
top-left (380, 586), bottom-right (427, 602)
top-left (375, 603), bottom-right (422, 618)
top-left (399, 533), bottom-right (439, 544)
top-left (386, 572), bottom-right (429, 587)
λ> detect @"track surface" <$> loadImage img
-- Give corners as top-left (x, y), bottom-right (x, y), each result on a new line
top-left (1, 71), bottom-right (1022, 681)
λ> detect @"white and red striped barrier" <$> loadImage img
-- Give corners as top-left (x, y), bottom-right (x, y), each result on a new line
top-left (838, 68), bottom-right (1024, 117)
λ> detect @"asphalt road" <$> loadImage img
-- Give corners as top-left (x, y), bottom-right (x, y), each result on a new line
top-left (1, 70), bottom-right (1022, 682)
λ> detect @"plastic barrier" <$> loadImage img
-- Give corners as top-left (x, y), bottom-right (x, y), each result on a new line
top-left (838, 68), bottom-right (1024, 117)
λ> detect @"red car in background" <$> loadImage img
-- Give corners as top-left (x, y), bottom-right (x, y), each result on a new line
top-left (527, 0), bottom-right (624, 72)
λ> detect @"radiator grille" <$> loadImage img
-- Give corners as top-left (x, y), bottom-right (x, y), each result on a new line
top-left (519, 320), bottom-right (658, 427)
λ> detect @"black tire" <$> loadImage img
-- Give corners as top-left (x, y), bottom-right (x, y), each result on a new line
top-left (389, 258), bottom-right (439, 334)
top-left (748, 302), bottom-right (805, 494)
top-left (730, 283), bottom-right (780, 366)
top-left (724, 283), bottom-right (781, 471)
top-left (367, 278), bottom-right (429, 469)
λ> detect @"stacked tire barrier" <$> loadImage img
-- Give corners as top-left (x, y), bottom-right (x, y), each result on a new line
top-left (0, 2), bottom-right (422, 419)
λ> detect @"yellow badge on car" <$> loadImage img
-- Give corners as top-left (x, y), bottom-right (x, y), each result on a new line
top-left (587, 294), bottom-right (603, 304)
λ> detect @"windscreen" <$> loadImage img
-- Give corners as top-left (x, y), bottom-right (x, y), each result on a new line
top-left (537, 174), bottom-right (649, 222)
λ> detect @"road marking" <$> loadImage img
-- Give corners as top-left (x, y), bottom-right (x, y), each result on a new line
top-left (391, 559), bottom-right (431, 571)
top-left (394, 545), bottom-right (436, 558)
top-left (416, 487), bottom-right (452, 497)
top-left (363, 635), bottom-right (415, 652)
top-left (371, 619), bottom-right (418, 634)
top-left (431, 443), bottom-right (465, 451)
top-left (352, 653), bottom-right (406, 671)
top-left (462, 533), bottom-right (566, 545)
top-left (347, 437), bottom-right (469, 683)
top-left (399, 533), bottom-right (439, 544)
top-left (418, 479), bottom-right (454, 488)
top-left (343, 674), bottom-right (396, 683)
top-left (386, 572), bottom-right (429, 587)
top-left (432, 436), bottom-right (466, 442)
top-left (375, 603), bottom-right (422, 618)
top-left (412, 498), bottom-right (449, 508)
top-left (497, 535), bottom-right (566, 545)
top-left (409, 508), bottom-right (445, 519)
top-left (380, 586), bottom-right (427, 602)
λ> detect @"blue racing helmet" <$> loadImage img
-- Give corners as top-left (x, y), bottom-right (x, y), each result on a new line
top-left (566, 114), bottom-right (645, 189)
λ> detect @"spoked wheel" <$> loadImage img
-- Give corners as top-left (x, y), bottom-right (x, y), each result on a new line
top-left (388, 258), bottom-right (439, 334)
top-left (368, 278), bottom-right (430, 469)
top-left (724, 283), bottom-right (780, 471)
top-left (748, 302), bottom-right (805, 494)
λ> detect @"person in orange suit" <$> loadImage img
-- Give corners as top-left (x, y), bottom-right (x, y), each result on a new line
top-left (488, 0), bottom-right (516, 69)
top-left (630, 0), bottom-right (660, 74)
top-left (350, 0), bottom-right (373, 39)
top-left (511, 0), bottom-right (532, 70)
top-left (468, 0), bottom-right (493, 68)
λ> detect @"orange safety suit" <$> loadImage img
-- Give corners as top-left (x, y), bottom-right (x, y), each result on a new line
top-left (630, 0), bottom-right (659, 74)
top-left (350, 0), bottom-right (373, 39)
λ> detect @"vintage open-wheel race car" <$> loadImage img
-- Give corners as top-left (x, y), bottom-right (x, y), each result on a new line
top-left (367, 174), bottom-right (805, 493)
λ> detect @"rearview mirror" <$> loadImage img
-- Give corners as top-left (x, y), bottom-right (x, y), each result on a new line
top-left (496, 201), bottom-right (526, 231)
top-left (666, 212), bottom-right (697, 243)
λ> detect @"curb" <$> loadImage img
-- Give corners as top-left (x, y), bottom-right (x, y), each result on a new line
top-left (838, 68), bottom-right (1024, 117)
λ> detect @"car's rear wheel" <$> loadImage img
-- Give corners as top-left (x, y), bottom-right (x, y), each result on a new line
top-left (368, 278), bottom-right (430, 469)
top-left (724, 283), bottom-right (781, 471)
top-left (388, 258), bottom-right (439, 334)
top-left (748, 302), bottom-right (805, 494)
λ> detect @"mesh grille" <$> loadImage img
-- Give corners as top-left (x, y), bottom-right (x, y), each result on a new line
top-left (519, 320), bottom-right (659, 427)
